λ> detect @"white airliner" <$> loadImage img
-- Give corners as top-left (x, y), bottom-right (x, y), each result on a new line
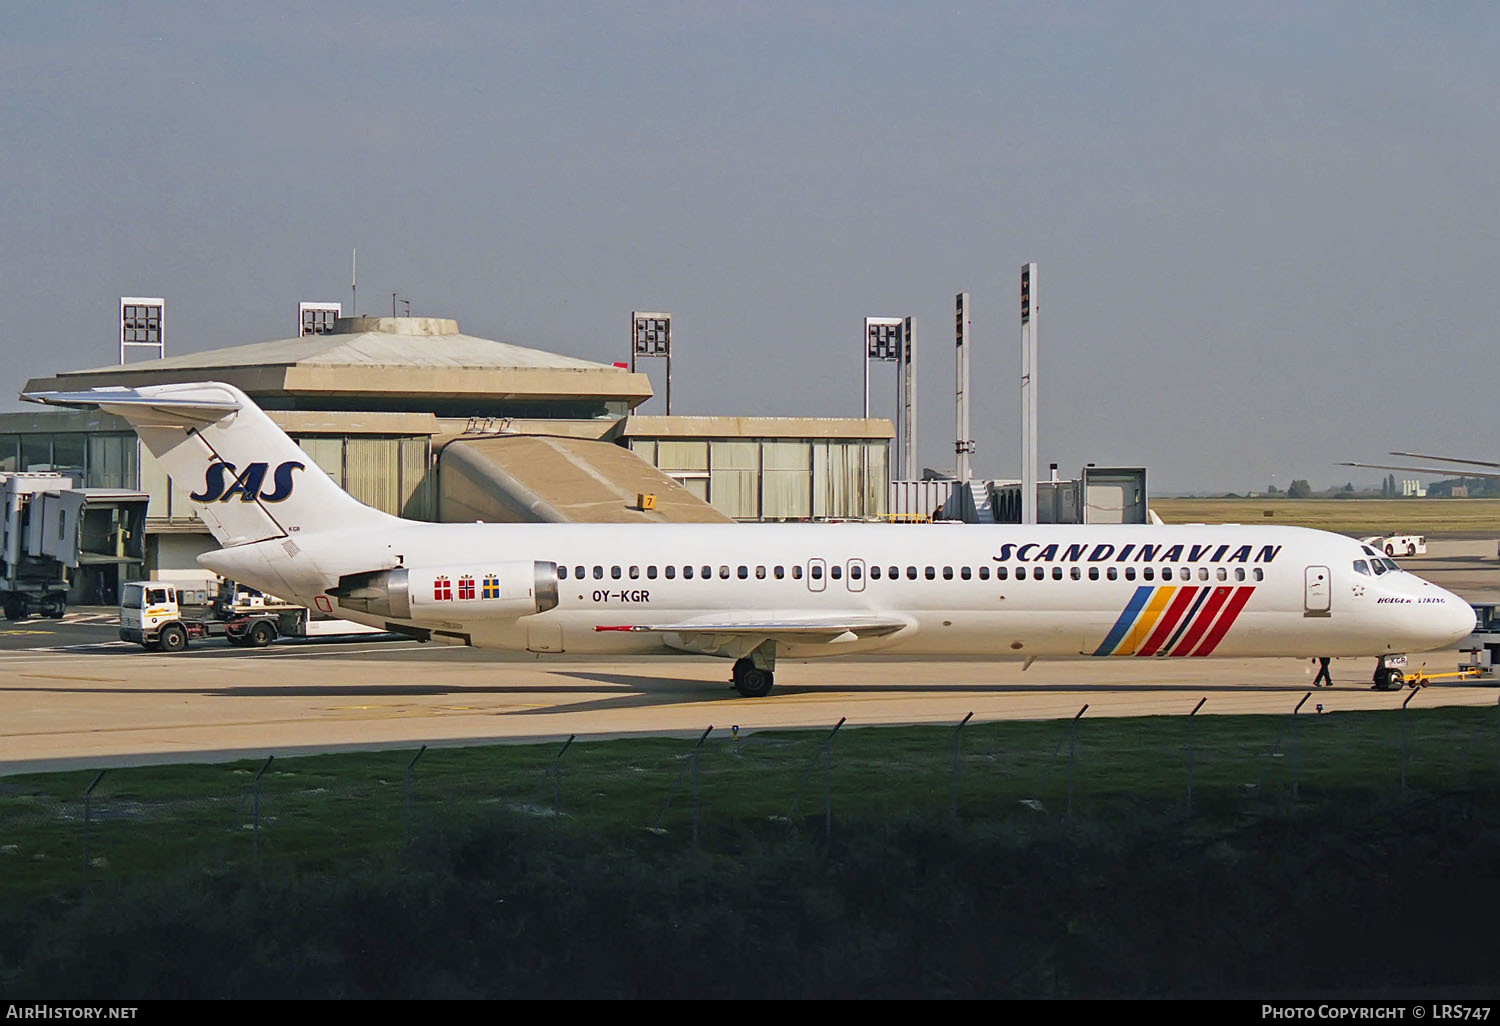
top-left (25, 382), bottom-right (1477, 696)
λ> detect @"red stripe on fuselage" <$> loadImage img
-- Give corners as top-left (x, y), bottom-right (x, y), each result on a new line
top-left (1136, 586), bottom-right (1201, 657)
top-left (1167, 586), bottom-right (1234, 656)
top-left (1188, 586), bottom-right (1256, 657)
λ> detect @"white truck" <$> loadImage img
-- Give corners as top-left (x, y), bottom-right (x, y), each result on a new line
top-left (1456, 602), bottom-right (1500, 677)
top-left (120, 580), bottom-right (385, 652)
top-left (0, 472), bottom-right (148, 620)
top-left (1360, 533), bottom-right (1426, 557)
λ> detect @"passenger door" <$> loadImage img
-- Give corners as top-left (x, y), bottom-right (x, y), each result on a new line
top-left (1304, 565), bottom-right (1331, 616)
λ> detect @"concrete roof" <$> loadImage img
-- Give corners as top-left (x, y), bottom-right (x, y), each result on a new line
top-left (620, 415), bottom-right (895, 440)
top-left (24, 317), bottom-right (653, 406)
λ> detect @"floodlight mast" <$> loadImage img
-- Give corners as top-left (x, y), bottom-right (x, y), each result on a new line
top-left (298, 302), bottom-right (342, 337)
top-left (955, 292), bottom-right (972, 482)
top-left (119, 297), bottom-right (164, 365)
top-left (1020, 263), bottom-right (1038, 524)
top-left (631, 311), bottom-right (673, 414)
top-left (864, 316), bottom-right (913, 477)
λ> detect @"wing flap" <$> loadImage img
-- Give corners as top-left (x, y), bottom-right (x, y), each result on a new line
top-left (595, 614), bottom-right (908, 642)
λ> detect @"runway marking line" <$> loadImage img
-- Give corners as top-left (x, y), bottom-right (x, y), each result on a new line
top-left (20, 673), bottom-right (125, 683)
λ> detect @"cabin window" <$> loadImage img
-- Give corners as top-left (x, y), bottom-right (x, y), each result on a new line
top-left (611, 566), bottom-right (622, 580)
top-left (850, 564), bottom-right (862, 580)
top-left (1254, 568), bottom-right (1264, 581)
top-left (870, 566), bottom-right (881, 580)
top-left (907, 566), bottom-right (918, 580)
top-left (558, 565), bottom-right (568, 580)
top-left (1107, 567), bottom-right (1118, 581)
top-left (1198, 567), bottom-right (1209, 581)
top-left (1124, 567), bottom-right (1136, 581)
top-left (942, 566), bottom-right (953, 580)
top-left (1143, 567), bottom-right (1154, 581)
top-left (1052, 566), bottom-right (1063, 580)
top-left (979, 566), bottom-right (990, 580)
top-left (831, 565), bottom-right (843, 580)
top-left (996, 566), bottom-right (1008, 580)
top-left (664, 566), bottom-right (676, 579)
top-left (738, 566), bottom-right (749, 579)
top-left (683, 565), bottom-right (695, 579)
top-left (719, 565), bottom-right (730, 579)
top-left (925, 566), bottom-right (936, 580)
top-left (1234, 567), bottom-right (1245, 581)
top-left (811, 564), bottom-right (824, 580)
top-left (629, 566), bottom-right (640, 579)
top-left (574, 566), bottom-right (585, 580)
top-left (888, 566), bottom-right (898, 579)
top-left (646, 566), bottom-right (657, 580)
top-left (1160, 568), bottom-right (1171, 581)
top-left (961, 566), bottom-right (972, 580)
top-left (1071, 566), bottom-right (1082, 580)
top-left (754, 565), bottom-right (764, 579)
top-left (792, 565), bottom-right (803, 580)
top-left (774, 565), bottom-right (785, 579)
top-left (593, 566), bottom-right (604, 580)
top-left (702, 565), bottom-right (712, 579)
top-left (1089, 566), bottom-right (1099, 580)
top-left (1216, 567), bottom-right (1228, 581)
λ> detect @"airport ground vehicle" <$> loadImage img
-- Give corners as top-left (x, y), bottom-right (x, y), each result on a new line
top-left (1360, 533), bottom-right (1426, 557)
top-left (1454, 602), bottom-right (1500, 676)
top-left (120, 580), bottom-right (382, 652)
top-left (0, 472), bottom-right (147, 621)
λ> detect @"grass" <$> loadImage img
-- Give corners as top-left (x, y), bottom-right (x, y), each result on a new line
top-left (1151, 496), bottom-right (1500, 536)
top-left (5, 709), bottom-right (1500, 997)
top-left (3, 705), bottom-right (1499, 901)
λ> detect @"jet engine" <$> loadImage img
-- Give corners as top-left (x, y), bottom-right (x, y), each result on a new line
top-left (331, 561), bottom-right (559, 620)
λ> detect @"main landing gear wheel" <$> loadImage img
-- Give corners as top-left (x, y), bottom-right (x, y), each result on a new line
top-left (732, 657), bottom-right (775, 698)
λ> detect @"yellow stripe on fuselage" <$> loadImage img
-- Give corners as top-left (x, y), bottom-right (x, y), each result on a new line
top-left (1115, 586), bottom-right (1176, 656)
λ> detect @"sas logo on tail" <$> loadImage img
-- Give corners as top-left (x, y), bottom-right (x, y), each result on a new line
top-left (190, 461), bottom-right (304, 503)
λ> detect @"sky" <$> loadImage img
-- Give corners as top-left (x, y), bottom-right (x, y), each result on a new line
top-left (2, 2), bottom-right (1497, 494)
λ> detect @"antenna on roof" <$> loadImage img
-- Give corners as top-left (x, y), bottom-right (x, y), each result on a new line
top-left (351, 248), bottom-right (357, 317)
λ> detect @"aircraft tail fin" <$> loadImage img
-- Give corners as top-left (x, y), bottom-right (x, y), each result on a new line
top-left (23, 381), bottom-right (394, 547)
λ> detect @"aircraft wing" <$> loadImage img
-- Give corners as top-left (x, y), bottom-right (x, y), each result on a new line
top-left (1337, 461), bottom-right (1500, 480)
top-left (595, 614), bottom-right (909, 644)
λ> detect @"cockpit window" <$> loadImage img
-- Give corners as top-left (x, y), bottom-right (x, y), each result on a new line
top-left (1362, 545), bottom-right (1380, 557)
top-left (1352, 559), bottom-right (1370, 575)
top-left (1382, 557), bottom-right (1400, 572)
top-left (1371, 560), bottom-right (1388, 575)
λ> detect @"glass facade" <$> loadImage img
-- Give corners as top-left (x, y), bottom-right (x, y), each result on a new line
top-left (8, 430), bottom-right (437, 523)
top-left (631, 437), bottom-right (889, 521)
top-left (0, 432), bottom-right (137, 487)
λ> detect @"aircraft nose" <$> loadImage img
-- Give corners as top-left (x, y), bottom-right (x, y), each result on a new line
top-left (1444, 595), bottom-right (1478, 646)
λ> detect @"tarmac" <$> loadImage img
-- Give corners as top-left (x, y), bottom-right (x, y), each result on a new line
top-left (1, 539), bottom-right (1496, 774)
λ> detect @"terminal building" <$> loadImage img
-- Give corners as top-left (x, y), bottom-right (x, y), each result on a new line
top-left (10, 315), bottom-right (893, 600)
